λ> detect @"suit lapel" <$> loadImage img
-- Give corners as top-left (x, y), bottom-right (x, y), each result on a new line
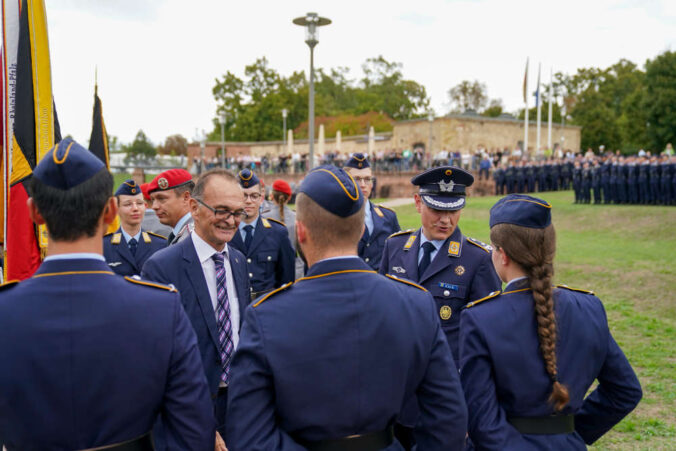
top-left (370, 203), bottom-right (385, 241)
top-left (399, 229), bottom-right (421, 282)
top-left (114, 231), bottom-right (139, 272)
top-left (181, 240), bottom-right (221, 349)
top-left (246, 218), bottom-right (266, 255)
top-left (228, 249), bottom-right (249, 319)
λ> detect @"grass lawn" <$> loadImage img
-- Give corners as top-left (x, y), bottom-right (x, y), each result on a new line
top-left (390, 190), bottom-right (676, 450)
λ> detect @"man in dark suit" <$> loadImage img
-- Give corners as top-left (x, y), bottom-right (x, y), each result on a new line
top-left (229, 169), bottom-right (295, 299)
top-left (227, 165), bottom-right (467, 451)
top-left (343, 153), bottom-right (401, 271)
top-left (142, 168), bottom-right (251, 448)
top-left (0, 138), bottom-right (213, 450)
top-left (103, 179), bottom-right (166, 276)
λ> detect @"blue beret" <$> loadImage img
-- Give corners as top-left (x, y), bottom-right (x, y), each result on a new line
top-left (298, 165), bottom-right (364, 217)
top-left (490, 194), bottom-right (552, 229)
top-left (238, 169), bottom-right (260, 188)
top-left (411, 166), bottom-right (474, 211)
top-left (115, 179), bottom-right (141, 196)
top-left (345, 153), bottom-right (370, 169)
top-left (33, 138), bottom-right (106, 190)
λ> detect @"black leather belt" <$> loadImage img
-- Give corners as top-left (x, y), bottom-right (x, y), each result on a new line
top-left (508, 415), bottom-right (574, 435)
top-left (297, 427), bottom-right (394, 451)
top-left (79, 432), bottom-right (153, 450)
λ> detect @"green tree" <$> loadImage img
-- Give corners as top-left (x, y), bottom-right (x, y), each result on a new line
top-left (644, 51), bottom-right (676, 152)
top-left (123, 130), bottom-right (156, 163)
top-left (158, 134), bottom-right (188, 156)
top-left (448, 80), bottom-right (488, 113)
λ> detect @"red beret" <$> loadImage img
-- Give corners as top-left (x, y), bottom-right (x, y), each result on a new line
top-left (139, 182), bottom-right (151, 200)
top-left (272, 179), bottom-right (292, 196)
top-left (147, 169), bottom-right (193, 194)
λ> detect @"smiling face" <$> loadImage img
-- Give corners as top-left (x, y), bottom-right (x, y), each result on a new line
top-left (191, 176), bottom-right (244, 250)
top-left (117, 193), bottom-right (145, 229)
top-left (415, 193), bottom-right (462, 241)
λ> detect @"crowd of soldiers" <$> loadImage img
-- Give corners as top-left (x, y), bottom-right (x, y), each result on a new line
top-left (492, 154), bottom-right (676, 206)
top-left (0, 140), bottom-right (643, 451)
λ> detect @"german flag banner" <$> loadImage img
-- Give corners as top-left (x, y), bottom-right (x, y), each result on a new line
top-left (2, 0), bottom-right (60, 280)
top-left (89, 83), bottom-right (119, 234)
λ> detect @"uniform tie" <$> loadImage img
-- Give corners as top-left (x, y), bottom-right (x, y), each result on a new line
top-left (363, 225), bottom-right (370, 242)
top-left (212, 253), bottom-right (234, 384)
top-left (167, 232), bottom-right (175, 243)
top-left (418, 241), bottom-right (436, 277)
top-left (243, 225), bottom-right (254, 251)
top-left (128, 237), bottom-right (138, 256)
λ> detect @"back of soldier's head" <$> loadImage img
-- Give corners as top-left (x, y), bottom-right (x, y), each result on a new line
top-left (29, 138), bottom-right (113, 241)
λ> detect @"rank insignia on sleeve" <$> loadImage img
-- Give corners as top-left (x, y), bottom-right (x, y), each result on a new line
top-left (455, 265), bottom-right (465, 276)
top-left (440, 305), bottom-right (452, 320)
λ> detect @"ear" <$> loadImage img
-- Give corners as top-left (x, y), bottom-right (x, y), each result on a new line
top-left (189, 197), bottom-right (199, 216)
top-left (102, 197), bottom-right (118, 226)
top-left (295, 219), bottom-right (307, 244)
top-left (413, 193), bottom-right (423, 214)
top-left (27, 197), bottom-right (46, 225)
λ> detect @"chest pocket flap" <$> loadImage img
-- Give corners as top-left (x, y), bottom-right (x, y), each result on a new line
top-left (257, 252), bottom-right (278, 264)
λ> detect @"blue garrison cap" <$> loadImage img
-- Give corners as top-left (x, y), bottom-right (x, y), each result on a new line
top-left (33, 138), bottom-right (106, 190)
top-left (298, 165), bottom-right (364, 217)
top-left (490, 194), bottom-right (552, 229)
top-left (115, 179), bottom-right (141, 196)
top-left (238, 169), bottom-right (260, 188)
top-left (345, 153), bottom-right (370, 169)
top-left (411, 166), bottom-right (474, 211)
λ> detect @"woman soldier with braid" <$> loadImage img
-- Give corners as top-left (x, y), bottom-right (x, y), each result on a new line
top-left (459, 194), bottom-right (642, 450)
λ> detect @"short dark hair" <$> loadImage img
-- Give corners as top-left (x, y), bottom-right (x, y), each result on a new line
top-left (174, 181), bottom-right (195, 197)
top-left (28, 168), bottom-right (113, 241)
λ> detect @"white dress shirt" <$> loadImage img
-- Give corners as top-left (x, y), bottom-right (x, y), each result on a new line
top-left (191, 232), bottom-right (240, 350)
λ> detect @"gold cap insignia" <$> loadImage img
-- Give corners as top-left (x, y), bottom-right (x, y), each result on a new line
top-left (455, 265), bottom-right (465, 276)
top-left (358, 162), bottom-right (363, 168)
top-left (440, 305), bottom-right (452, 320)
top-left (158, 178), bottom-right (169, 190)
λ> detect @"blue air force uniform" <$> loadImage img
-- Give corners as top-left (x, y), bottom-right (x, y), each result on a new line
top-left (230, 169), bottom-right (295, 298)
top-left (358, 202), bottom-right (400, 270)
top-left (226, 166), bottom-right (467, 451)
top-left (0, 139), bottom-right (214, 451)
top-left (104, 229), bottom-right (167, 276)
top-left (459, 194), bottom-right (641, 450)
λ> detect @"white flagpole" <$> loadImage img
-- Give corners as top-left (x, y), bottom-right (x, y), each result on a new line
top-left (524, 58), bottom-right (529, 157)
top-left (547, 68), bottom-right (553, 152)
top-left (536, 63), bottom-right (541, 158)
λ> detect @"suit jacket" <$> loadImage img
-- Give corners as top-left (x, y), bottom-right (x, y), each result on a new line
top-left (0, 258), bottom-right (213, 451)
top-left (229, 217), bottom-right (295, 295)
top-left (379, 226), bottom-right (502, 362)
top-left (141, 237), bottom-right (250, 395)
top-left (227, 257), bottom-right (467, 451)
top-left (358, 202), bottom-right (400, 271)
top-left (103, 228), bottom-right (167, 276)
top-left (460, 281), bottom-right (642, 450)
top-left (169, 217), bottom-right (194, 245)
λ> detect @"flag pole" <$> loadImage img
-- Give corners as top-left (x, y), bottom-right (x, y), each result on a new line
top-left (523, 58), bottom-right (529, 158)
top-left (547, 68), bottom-right (553, 153)
top-left (536, 63), bottom-right (541, 159)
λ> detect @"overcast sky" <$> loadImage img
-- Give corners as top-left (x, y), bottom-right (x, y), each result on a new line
top-left (45, 0), bottom-right (675, 146)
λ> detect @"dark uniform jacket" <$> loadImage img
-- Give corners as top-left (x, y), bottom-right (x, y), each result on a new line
top-left (229, 217), bottom-right (295, 297)
top-left (226, 257), bottom-right (468, 451)
top-left (103, 228), bottom-right (167, 276)
top-left (460, 279), bottom-right (642, 450)
top-left (358, 202), bottom-right (400, 271)
top-left (0, 258), bottom-right (214, 451)
top-left (379, 226), bottom-right (502, 362)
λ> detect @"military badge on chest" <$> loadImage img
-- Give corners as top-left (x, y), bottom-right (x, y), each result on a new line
top-left (455, 265), bottom-right (465, 276)
top-left (439, 305), bottom-right (452, 320)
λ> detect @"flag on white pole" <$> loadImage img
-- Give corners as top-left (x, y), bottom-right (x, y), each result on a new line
top-left (536, 63), bottom-right (541, 157)
top-left (548, 68), bottom-right (553, 152)
top-left (523, 58), bottom-right (529, 156)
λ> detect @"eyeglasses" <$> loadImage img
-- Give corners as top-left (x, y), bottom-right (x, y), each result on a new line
top-left (353, 176), bottom-right (374, 184)
top-left (195, 198), bottom-right (248, 220)
top-left (243, 193), bottom-right (262, 201)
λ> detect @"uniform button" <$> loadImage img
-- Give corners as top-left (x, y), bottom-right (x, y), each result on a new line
top-left (249, 273), bottom-right (253, 278)
top-left (247, 258), bottom-right (251, 264)
top-left (267, 256), bottom-right (272, 261)
top-left (366, 243), bottom-right (370, 247)
top-left (443, 290), bottom-right (450, 297)
top-left (365, 258), bottom-right (370, 262)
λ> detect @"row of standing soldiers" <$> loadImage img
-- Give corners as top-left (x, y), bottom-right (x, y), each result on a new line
top-left (493, 155), bottom-right (676, 206)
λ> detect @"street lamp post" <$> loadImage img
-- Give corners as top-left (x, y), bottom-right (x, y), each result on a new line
top-left (293, 12), bottom-right (331, 170)
top-left (427, 112), bottom-right (434, 169)
top-left (199, 130), bottom-right (206, 175)
top-left (219, 112), bottom-right (226, 169)
top-left (282, 108), bottom-right (288, 145)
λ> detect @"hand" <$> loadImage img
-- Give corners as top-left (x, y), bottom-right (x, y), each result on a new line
top-left (215, 431), bottom-right (227, 451)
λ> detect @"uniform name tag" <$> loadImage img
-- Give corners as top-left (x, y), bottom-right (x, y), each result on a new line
top-left (439, 282), bottom-right (459, 291)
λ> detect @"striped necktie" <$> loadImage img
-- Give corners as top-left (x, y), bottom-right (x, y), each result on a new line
top-left (212, 252), bottom-right (234, 384)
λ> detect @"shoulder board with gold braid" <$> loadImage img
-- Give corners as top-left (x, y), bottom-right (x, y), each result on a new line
top-left (266, 217), bottom-right (286, 227)
top-left (146, 231), bottom-right (167, 240)
top-left (466, 237), bottom-right (492, 253)
top-left (465, 290), bottom-right (501, 309)
top-left (385, 274), bottom-right (427, 292)
top-left (124, 277), bottom-right (177, 293)
top-left (253, 281), bottom-right (294, 307)
top-left (556, 284), bottom-right (594, 295)
top-left (110, 233), bottom-right (122, 245)
top-left (388, 229), bottom-right (414, 239)
top-left (0, 280), bottom-right (20, 292)
top-left (376, 203), bottom-right (396, 213)
top-left (261, 218), bottom-right (271, 228)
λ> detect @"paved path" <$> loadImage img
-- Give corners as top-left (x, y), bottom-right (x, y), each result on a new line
top-left (379, 198), bottom-right (414, 208)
